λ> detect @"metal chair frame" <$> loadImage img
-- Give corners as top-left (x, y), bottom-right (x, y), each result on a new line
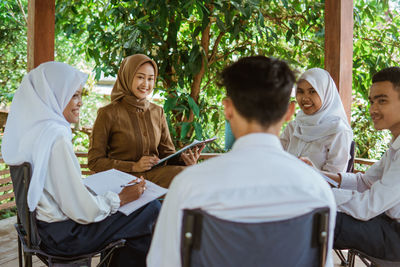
top-left (11, 162), bottom-right (126, 267)
top-left (347, 249), bottom-right (400, 267)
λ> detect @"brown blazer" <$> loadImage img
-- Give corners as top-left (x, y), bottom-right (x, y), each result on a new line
top-left (88, 99), bottom-right (185, 187)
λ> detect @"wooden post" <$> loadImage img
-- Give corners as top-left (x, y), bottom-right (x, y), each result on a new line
top-left (27, 0), bottom-right (55, 71)
top-left (324, 0), bottom-right (354, 122)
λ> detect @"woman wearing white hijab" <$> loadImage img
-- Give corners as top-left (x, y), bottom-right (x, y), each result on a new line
top-left (1, 62), bottom-right (160, 266)
top-left (280, 68), bottom-right (353, 173)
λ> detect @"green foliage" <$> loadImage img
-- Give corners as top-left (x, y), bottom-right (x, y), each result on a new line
top-left (72, 85), bottom-right (110, 151)
top-left (1, 0), bottom-right (400, 160)
top-left (351, 0), bottom-right (399, 158)
top-left (54, 0), bottom-right (266, 150)
top-left (55, 0), bottom-right (325, 149)
top-left (258, 0), bottom-right (325, 69)
top-left (351, 98), bottom-right (390, 159)
top-left (0, 207), bottom-right (17, 220)
top-left (0, 0), bottom-right (27, 104)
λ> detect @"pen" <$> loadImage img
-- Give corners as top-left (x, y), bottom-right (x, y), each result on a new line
top-left (120, 181), bottom-right (140, 188)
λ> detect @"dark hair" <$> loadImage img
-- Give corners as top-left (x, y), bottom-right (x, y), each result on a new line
top-left (372, 67), bottom-right (400, 92)
top-left (220, 56), bottom-right (295, 127)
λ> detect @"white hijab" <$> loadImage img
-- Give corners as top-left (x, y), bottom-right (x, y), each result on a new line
top-left (293, 68), bottom-right (352, 142)
top-left (1, 62), bottom-right (87, 211)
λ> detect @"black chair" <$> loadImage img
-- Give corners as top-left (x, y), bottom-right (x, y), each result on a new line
top-left (346, 140), bottom-right (356, 173)
top-left (10, 162), bottom-right (126, 267)
top-left (181, 207), bottom-right (330, 267)
top-left (334, 140), bottom-right (357, 266)
top-left (346, 249), bottom-right (400, 267)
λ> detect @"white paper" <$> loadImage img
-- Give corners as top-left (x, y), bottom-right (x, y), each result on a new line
top-left (321, 174), bottom-right (339, 188)
top-left (83, 169), bottom-right (167, 215)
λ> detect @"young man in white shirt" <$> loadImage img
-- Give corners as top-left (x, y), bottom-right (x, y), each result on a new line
top-left (147, 56), bottom-right (337, 267)
top-left (323, 67), bottom-right (400, 261)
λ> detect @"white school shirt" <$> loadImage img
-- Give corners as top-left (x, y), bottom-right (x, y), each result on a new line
top-left (280, 121), bottom-right (352, 173)
top-left (35, 136), bottom-right (120, 224)
top-left (333, 135), bottom-right (400, 222)
top-left (147, 133), bottom-right (336, 267)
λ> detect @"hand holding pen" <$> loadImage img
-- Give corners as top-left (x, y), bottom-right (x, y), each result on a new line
top-left (118, 176), bottom-right (146, 206)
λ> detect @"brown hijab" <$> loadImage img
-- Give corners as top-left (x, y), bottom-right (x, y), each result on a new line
top-left (111, 54), bottom-right (158, 110)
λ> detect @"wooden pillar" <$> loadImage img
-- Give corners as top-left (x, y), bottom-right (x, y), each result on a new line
top-left (27, 0), bottom-right (55, 71)
top-left (324, 0), bottom-right (354, 122)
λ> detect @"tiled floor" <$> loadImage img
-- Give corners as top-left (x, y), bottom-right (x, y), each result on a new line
top-left (0, 216), bottom-right (362, 266)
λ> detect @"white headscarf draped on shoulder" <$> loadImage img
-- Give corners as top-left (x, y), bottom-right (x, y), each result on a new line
top-left (293, 68), bottom-right (352, 142)
top-left (1, 62), bottom-right (88, 211)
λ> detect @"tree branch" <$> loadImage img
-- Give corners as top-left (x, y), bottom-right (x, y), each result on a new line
top-left (16, 0), bottom-right (28, 25)
top-left (6, 5), bottom-right (25, 27)
top-left (208, 31), bottom-right (225, 65)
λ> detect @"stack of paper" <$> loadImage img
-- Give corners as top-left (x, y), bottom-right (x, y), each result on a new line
top-left (83, 169), bottom-right (167, 215)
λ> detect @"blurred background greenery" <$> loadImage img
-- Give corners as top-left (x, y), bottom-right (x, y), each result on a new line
top-left (1, 0), bottom-right (399, 160)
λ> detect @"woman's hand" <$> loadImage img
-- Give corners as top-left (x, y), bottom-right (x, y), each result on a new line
top-left (299, 156), bottom-right (316, 169)
top-left (181, 144), bottom-right (205, 166)
top-left (132, 155), bottom-right (160, 172)
top-left (118, 177), bottom-right (146, 206)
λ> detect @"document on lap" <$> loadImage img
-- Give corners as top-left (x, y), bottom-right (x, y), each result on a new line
top-left (153, 136), bottom-right (218, 168)
top-left (83, 169), bottom-right (167, 215)
top-left (321, 173), bottom-right (339, 188)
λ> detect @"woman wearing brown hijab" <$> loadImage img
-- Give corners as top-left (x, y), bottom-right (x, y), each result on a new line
top-left (88, 54), bottom-right (203, 188)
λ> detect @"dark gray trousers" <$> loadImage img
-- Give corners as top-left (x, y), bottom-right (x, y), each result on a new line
top-left (334, 212), bottom-right (400, 261)
top-left (37, 200), bottom-right (161, 267)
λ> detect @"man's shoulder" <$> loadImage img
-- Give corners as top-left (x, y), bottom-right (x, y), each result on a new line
top-left (175, 149), bottom-right (313, 181)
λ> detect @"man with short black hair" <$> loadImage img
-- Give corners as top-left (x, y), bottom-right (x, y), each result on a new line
top-left (323, 66), bottom-right (400, 261)
top-left (147, 56), bottom-right (336, 267)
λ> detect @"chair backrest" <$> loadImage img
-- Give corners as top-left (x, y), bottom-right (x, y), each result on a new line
top-left (10, 162), bottom-right (41, 247)
top-left (346, 140), bottom-right (356, 173)
top-left (181, 207), bottom-right (330, 267)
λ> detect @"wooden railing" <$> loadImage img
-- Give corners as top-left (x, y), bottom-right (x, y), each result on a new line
top-left (0, 153), bottom-right (376, 212)
top-left (0, 157), bottom-right (13, 211)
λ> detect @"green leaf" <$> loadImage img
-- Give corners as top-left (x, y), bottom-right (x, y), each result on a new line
top-left (188, 96), bottom-right (200, 117)
top-left (164, 96), bottom-right (178, 112)
top-left (216, 16), bottom-right (226, 32)
top-left (180, 122), bottom-right (191, 139)
top-left (281, 0), bottom-right (289, 9)
top-left (286, 29), bottom-right (293, 42)
top-left (194, 121), bottom-right (203, 139)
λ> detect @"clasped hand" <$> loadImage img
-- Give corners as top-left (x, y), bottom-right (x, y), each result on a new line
top-left (133, 155), bottom-right (160, 172)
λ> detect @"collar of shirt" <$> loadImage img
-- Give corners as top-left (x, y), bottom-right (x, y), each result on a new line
top-left (231, 132), bottom-right (283, 151)
top-left (391, 135), bottom-right (400, 151)
top-left (386, 135), bottom-right (400, 162)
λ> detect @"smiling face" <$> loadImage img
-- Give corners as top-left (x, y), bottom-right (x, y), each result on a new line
top-left (131, 62), bottom-right (155, 100)
top-left (369, 81), bottom-right (400, 138)
top-left (63, 87), bottom-right (83, 124)
top-left (296, 80), bottom-right (322, 115)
